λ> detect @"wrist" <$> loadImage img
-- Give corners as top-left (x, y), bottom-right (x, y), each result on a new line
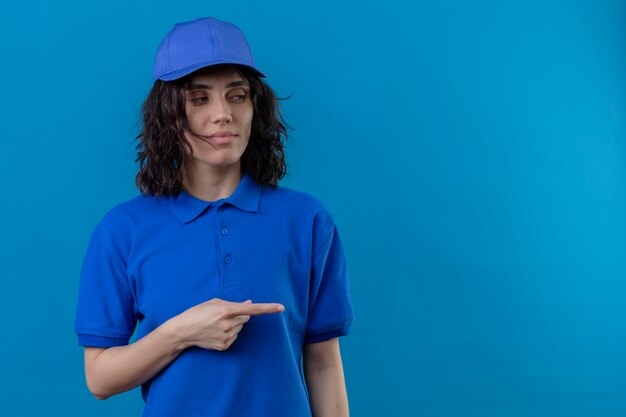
top-left (161, 315), bottom-right (192, 353)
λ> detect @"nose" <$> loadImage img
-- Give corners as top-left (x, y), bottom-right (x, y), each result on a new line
top-left (212, 96), bottom-right (232, 124)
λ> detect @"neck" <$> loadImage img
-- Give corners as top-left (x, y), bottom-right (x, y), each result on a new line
top-left (181, 163), bottom-right (243, 202)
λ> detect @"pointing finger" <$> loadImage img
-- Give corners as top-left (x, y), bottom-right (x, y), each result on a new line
top-left (225, 302), bottom-right (285, 317)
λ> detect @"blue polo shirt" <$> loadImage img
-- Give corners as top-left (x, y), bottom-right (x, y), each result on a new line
top-left (73, 171), bottom-right (354, 417)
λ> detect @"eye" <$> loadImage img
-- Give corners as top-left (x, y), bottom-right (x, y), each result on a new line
top-left (187, 92), bottom-right (247, 104)
top-left (188, 96), bottom-right (207, 103)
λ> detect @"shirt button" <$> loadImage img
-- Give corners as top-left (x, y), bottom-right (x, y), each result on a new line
top-left (217, 206), bottom-right (225, 212)
top-left (221, 227), bottom-right (229, 235)
top-left (224, 255), bottom-right (232, 264)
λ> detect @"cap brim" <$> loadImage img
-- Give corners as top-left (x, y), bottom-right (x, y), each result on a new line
top-left (155, 60), bottom-right (266, 82)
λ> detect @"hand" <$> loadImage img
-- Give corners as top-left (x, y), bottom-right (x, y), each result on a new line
top-left (173, 298), bottom-right (285, 351)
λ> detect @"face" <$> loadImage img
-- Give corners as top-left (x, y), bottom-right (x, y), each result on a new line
top-left (182, 64), bottom-right (253, 173)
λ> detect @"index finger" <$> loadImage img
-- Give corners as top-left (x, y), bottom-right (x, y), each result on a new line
top-left (225, 302), bottom-right (285, 317)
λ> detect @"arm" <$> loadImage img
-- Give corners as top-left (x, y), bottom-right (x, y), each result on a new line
top-left (303, 337), bottom-right (350, 417)
top-left (83, 299), bottom-right (284, 400)
top-left (84, 316), bottom-right (186, 400)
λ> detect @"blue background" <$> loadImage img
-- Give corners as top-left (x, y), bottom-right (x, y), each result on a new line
top-left (1, 0), bottom-right (625, 416)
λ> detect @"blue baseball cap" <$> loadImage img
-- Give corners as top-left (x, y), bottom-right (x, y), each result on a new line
top-left (153, 17), bottom-right (267, 83)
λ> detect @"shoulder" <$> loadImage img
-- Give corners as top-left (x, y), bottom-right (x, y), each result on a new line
top-left (91, 193), bottom-right (168, 249)
top-left (260, 182), bottom-right (338, 246)
top-left (262, 183), bottom-right (335, 223)
top-left (93, 194), bottom-right (147, 231)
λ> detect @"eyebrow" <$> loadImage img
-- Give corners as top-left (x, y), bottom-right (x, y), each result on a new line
top-left (185, 80), bottom-right (249, 91)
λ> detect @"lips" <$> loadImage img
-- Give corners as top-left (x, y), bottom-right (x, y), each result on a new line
top-left (209, 133), bottom-right (237, 144)
top-left (210, 131), bottom-right (236, 137)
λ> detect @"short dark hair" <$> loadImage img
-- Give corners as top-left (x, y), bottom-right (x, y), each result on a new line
top-left (133, 64), bottom-right (291, 197)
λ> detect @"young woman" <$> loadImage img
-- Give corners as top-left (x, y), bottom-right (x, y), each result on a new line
top-left (74, 16), bottom-right (355, 417)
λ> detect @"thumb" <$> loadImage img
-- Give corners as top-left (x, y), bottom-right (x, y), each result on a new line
top-left (243, 299), bottom-right (252, 304)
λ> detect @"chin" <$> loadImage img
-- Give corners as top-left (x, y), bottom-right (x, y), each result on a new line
top-left (194, 150), bottom-right (239, 161)
top-left (201, 157), bottom-right (243, 168)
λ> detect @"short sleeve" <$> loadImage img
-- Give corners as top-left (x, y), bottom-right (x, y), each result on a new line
top-left (73, 228), bottom-right (137, 348)
top-left (304, 218), bottom-right (355, 344)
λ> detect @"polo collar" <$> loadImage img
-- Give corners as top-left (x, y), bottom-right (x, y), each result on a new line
top-left (168, 172), bottom-right (261, 224)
